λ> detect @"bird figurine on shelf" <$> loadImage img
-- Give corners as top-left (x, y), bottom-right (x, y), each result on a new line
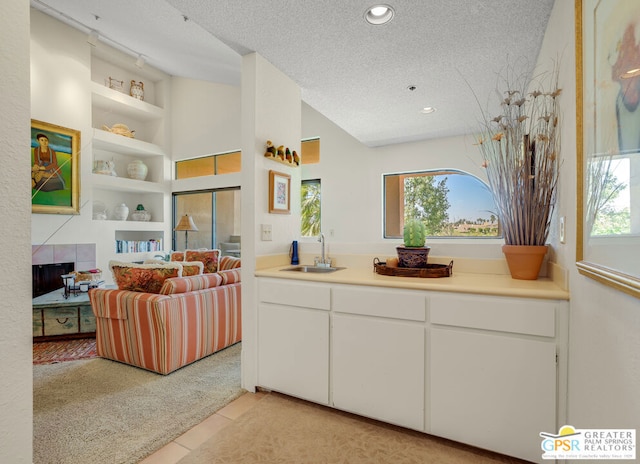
top-left (276, 145), bottom-right (285, 160)
top-left (285, 147), bottom-right (292, 163)
top-left (264, 140), bottom-right (276, 157)
top-left (293, 150), bottom-right (300, 166)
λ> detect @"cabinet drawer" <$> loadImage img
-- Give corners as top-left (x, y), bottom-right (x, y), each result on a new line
top-left (258, 279), bottom-right (330, 310)
top-left (80, 306), bottom-right (96, 333)
top-left (333, 286), bottom-right (426, 321)
top-left (33, 310), bottom-right (44, 337)
top-left (43, 308), bottom-right (79, 336)
top-left (430, 293), bottom-right (556, 337)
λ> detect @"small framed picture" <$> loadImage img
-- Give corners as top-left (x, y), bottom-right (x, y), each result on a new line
top-left (31, 119), bottom-right (80, 214)
top-left (268, 170), bottom-right (291, 214)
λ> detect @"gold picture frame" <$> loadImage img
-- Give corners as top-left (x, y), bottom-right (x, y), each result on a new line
top-left (31, 119), bottom-right (80, 214)
top-left (575, 0), bottom-right (640, 298)
top-left (268, 170), bottom-right (291, 214)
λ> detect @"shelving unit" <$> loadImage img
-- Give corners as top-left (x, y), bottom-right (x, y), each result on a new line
top-left (90, 46), bottom-right (171, 261)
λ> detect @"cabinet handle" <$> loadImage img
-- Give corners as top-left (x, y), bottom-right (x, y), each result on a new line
top-left (56, 318), bottom-right (70, 324)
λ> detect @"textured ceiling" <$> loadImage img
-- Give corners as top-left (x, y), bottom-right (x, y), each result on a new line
top-left (31, 0), bottom-right (555, 147)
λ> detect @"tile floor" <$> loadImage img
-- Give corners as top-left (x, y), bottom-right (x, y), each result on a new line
top-left (139, 391), bottom-right (268, 464)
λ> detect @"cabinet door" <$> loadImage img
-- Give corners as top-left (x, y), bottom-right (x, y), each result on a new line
top-left (332, 313), bottom-right (425, 431)
top-left (430, 328), bottom-right (556, 463)
top-left (258, 303), bottom-right (329, 405)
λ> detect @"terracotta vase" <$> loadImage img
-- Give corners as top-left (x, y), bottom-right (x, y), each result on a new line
top-left (501, 245), bottom-right (548, 280)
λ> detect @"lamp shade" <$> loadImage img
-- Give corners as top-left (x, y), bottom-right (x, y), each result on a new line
top-left (174, 215), bottom-right (198, 231)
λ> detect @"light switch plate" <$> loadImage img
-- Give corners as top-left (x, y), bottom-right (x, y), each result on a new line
top-left (261, 224), bottom-right (272, 241)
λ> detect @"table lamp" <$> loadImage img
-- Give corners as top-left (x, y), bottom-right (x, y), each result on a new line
top-left (174, 214), bottom-right (198, 249)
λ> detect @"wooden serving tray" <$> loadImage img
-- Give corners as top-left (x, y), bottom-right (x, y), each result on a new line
top-left (373, 257), bottom-right (453, 278)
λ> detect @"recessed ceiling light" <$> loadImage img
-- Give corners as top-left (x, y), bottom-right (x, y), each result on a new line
top-left (421, 107), bottom-right (436, 114)
top-left (364, 4), bottom-right (395, 25)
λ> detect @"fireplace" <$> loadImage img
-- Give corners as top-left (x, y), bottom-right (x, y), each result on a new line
top-left (32, 263), bottom-right (74, 298)
top-left (31, 243), bottom-right (96, 298)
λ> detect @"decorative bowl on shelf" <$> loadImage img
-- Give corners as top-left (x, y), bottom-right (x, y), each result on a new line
top-left (92, 201), bottom-right (107, 220)
top-left (131, 210), bottom-right (151, 221)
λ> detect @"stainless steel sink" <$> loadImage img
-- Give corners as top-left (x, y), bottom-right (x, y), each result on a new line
top-left (281, 265), bottom-right (345, 273)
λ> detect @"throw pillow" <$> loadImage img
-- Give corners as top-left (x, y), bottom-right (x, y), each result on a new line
top-left (109, 260), bottom-right (182, 294)
top-left (185, 249), bottom-right (221, 273)
top-left (181, 261), bottom-right (204, 276)
top-left (170, 251), bottom-right (185, 262)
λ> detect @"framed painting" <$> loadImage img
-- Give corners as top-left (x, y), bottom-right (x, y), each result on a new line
top-left (576, 0), bottom-right (640, 298)
top-left (31, 119), bottom-right (80, 214)
top-left (268, 170), bottom-right (291, 214)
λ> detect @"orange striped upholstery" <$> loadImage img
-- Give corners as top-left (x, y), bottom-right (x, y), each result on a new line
top-left (89, 280), bottom-right (241, 375)
top-left (160, 273), bottom-right (223, 295)
top-left (219, 256), bottom-right (241, 270)
top-left (218, 268), bottom-right (241, 285)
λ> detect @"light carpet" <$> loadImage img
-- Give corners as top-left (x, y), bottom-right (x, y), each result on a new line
top-left (33, 342), bottom-right (243, 464)
top-left (178, 392), bottom-right (529, 464)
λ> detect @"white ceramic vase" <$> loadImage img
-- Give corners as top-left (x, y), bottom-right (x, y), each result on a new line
top-left (127, 160), bottom-right (148, 180)
top-left (114, 203), bottom-right (129, 221)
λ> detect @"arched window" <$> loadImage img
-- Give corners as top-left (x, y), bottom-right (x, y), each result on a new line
top-left (383, 169), bottom-right (500, 238)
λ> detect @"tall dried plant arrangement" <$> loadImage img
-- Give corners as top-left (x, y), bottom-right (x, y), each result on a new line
top-left (475, 63), bottom-right (561, 246)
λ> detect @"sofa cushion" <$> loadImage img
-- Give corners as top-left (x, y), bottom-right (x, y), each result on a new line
top-left (109, 260), bottom-right (182, 294)
top-left (185, 249), bottom-right (221, 273)
top-left (218, 268), bottom-right (241, 285)
top-left (219, 256), bottom-right (241, 270)
top-left (159, 273), bottom-right (223, 295)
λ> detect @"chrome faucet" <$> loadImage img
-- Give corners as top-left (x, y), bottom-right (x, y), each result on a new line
top-left (316, 232), bottom-right (331, 267)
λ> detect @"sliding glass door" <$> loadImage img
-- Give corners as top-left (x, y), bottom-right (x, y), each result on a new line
top-left (173, 188), bottom-right (241, 255)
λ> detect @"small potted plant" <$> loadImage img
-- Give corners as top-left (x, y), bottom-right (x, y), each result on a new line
top-left (396, 218), bottom-right (430, 268)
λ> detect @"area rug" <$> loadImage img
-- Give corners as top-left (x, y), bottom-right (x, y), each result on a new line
top-left (33, 338), bottom-right (97, 365)
top-left (177, 392), bottom-right (526, 464)
top-left (33, 342), bottom-right (243, 464)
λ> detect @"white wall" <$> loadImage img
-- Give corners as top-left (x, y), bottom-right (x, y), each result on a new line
top-left (240, 53), bottom-right (302, 391)
top-left (300, 102), bottom-right (507, 260)
top-left (539, 0), bottom-right (640, 436)
top-left (0, 0), bottom-right (33, 462)
top-left (171, 77), bottom-right (241, 160)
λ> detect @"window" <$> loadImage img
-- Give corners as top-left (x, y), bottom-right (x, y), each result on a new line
top-left (175, 151), bottom-right (241, 179)
top-left (301, 179), bottom-right (321, 237)
top-left (301, 138), bottom-right (320, 164)
top-left (384, 170), bottom-right (499, 238)
top-left (173, 188), bottom-right (241, 254)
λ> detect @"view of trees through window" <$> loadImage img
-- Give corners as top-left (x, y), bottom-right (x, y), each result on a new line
top-left (301, 179), bottom-right (321, 237)
top-left (384, 170), bottom-right (499, 238)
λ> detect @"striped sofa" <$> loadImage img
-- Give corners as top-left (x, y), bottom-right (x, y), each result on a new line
top-left (89, 264), bottom-right (241, 375)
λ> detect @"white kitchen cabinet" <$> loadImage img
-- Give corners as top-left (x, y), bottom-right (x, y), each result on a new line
top-left (332, 286), bottom-right (426, 430)
top-left (429, 292), bottom-right (565, 463)
top-left (253, 275), bottom-right (568, 463)
top-left (257, 279), bottom-right (330, 405)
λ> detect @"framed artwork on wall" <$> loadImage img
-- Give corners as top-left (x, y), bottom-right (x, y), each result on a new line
top-left (575, 0), bottom-right (640, 299)
top-left (31, 119), bottom-right (80, 214)
top-left (268, 170), bottom-right (291, 214)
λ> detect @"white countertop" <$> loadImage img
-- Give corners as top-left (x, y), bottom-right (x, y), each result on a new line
top-left (255, 263), bottom-right (570, 300)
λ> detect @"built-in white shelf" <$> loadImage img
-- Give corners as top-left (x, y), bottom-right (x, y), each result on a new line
top-left (91, 82), bottom-right (164, 120)
top-left (90, 173), bottom-right (167, 194)
top-left (92, 128), bottom-right (165, 157)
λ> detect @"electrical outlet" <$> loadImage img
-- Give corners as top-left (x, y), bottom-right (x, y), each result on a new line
top-left (261, 224), bottom-right (272, 241)
top-left (559, 216), bottom-right (566, 244)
